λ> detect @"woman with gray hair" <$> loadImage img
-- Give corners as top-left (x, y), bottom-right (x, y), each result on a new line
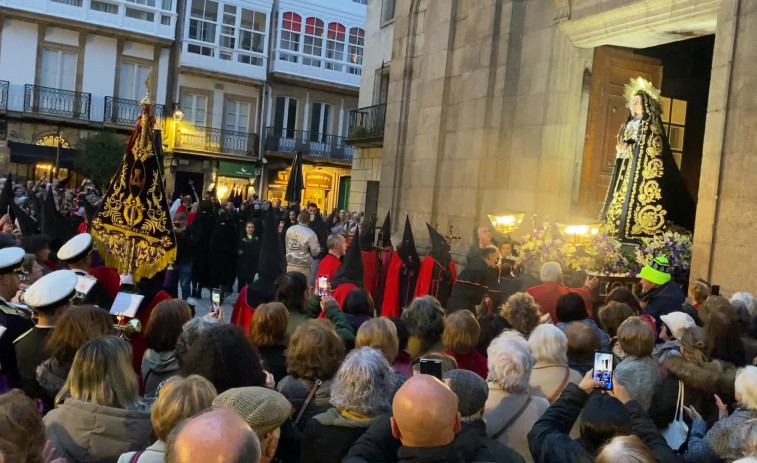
top-left (528, 324), bottom-right (583, 403)
top-left (300, 347), bottom-right (395, 463)
top-left (484, 330), bottom-right (550, 463)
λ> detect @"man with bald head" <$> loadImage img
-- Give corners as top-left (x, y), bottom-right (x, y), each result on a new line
top-left (391, 374), bottom-right (464, 462)
top-left (166, 408), bottom-right (261, 463)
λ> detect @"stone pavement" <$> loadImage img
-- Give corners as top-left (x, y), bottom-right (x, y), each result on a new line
top-left (190, 288), bottom-right (236, 323)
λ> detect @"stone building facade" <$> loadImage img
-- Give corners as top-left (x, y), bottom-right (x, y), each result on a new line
top-left (349, 0), bottom-right (756, 294)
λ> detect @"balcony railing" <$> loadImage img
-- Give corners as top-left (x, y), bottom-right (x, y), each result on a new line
top-left (24, 84), bottom-right (91, 120)
top-left (346, 103), bottom-right (386, 146)
top-left (264, 127), bottom-right (354, 161)
top-left (105, 96), bottom-right (165, 127)
top-left (175, 125), bottom-right (259, 157)
top-left (0, 80), bottom-right (8, 112)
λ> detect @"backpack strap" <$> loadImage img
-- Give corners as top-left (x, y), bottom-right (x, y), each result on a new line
top-left (129, 450), bottom-right (145, 463)
top-left (491, 396), bottom-right (532, 440)
top-left (548, 367), bottom-right (571, 403)
top-left (293, 378), bottom-right (323, 426)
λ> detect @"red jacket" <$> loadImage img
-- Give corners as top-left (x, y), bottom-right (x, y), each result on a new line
top-left (526, 282), bottom-right (594, 322)
top-left (443, 349), bottom-right (488, 379)
top-left (316, 253), bottom-right (342, 283)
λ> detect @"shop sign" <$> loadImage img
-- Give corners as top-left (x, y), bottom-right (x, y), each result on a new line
top-left (218, 160), bottom-right (256, 178)
top-left (270, 169), bottom-right (289, 186)
top-left (305, 172), bottom-right (332, 190)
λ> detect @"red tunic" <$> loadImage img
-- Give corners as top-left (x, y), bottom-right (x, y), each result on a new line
top-left (316, 253), bottom-right (342, 283)
top-left (361, 250), bottom-right (378, 300)
top-left (526, 282), bottom-right (594, 323)
top-left (77, 221), bottom-right (88, 234)
top-left (230, 286), bottom-right (255, 333)
top-left (414, 256), bottom-right (457, 299)
top-left (381, 253), bottom-right (405, 318)
top-left (316, 282), bottom-right (358, 319)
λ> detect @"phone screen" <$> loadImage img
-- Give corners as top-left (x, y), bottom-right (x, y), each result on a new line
top-left (211, 289), bottom-right (221, 313)
top-left (317, 276), bottom-right (329, 297)
top-left (711, 285), bottom-right (720, 296)
top-left (593, 351), bottom-right (614, 390)
top-left (419, 358), bottom-right (443, 380)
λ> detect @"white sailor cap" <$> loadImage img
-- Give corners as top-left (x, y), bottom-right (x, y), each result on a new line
top-left (0, 247), bottom-right (26, 275)
top-left (25, 270), bottom-right (78, 311)
top-left (57, 233), bottom-right (94, 263)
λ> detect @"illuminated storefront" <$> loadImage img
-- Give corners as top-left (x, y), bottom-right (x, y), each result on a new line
top-left (266, 164), bottom-right (351, 211)
top-left (215, 160), bottom-right (259, 201)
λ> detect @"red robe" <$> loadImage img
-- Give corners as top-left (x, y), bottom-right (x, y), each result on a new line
top-left (381, 253), bottom-right (405, 317)
top-left (230, 286), bottom-right (254, 333)
top-left (90, 266), bottom-right (121, 302)
top-left (316, 253), bottom-right (342, 283)
top-left (361, 250), bottom-right (378, 300)
top-left (414, 257), bottom-right (457, 300)
top-left (375, 246), bottom-right (394, 309)
top-left (316, 282), bottom-right (358, 319)
top-left (77, 221), bottom-right (88, 234)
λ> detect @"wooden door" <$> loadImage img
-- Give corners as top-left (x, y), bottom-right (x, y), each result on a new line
top-left (578, 46), bottom-right (663, 218)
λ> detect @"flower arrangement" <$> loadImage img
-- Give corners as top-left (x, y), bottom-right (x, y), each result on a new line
top-left (519, 222), bottom-right (692, 279)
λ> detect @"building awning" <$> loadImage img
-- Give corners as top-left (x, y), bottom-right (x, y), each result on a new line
top-left (217, 159), bottom-right (257, 178)
top-left (8, 141), bottom-right (78, 169)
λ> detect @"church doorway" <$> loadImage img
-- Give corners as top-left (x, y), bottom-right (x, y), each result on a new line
top-left (577, 36), bottom-right (714, 226)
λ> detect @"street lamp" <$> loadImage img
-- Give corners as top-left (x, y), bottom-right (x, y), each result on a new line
top-left (173, 104), bottom-right (184, 121)
top-left (487, 211), bottom-right (526, 235)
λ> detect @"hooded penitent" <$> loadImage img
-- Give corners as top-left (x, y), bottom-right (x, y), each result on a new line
top-left (11, 201), bottom-right (39, 236)
top-left (382, 216), bottom-right (420, 317)
top-left (376, 211), bottom-right (394, 309)
top-left (90, 97), bottom-right (176, 282)
top-left (208, 210), bottom-right (237, 289)
top-left (415, 223), bottom-right (457, 308)
top-left (0, 173), bottom-right (14, 221)
top-left (359, 215), bottom-right (379, 299)
top-left (231, 209), bottom-right (287, 332)
top-left (41, 186), bottom-right (75, 255)
top-left (330, 233), bottom-right (364, 309)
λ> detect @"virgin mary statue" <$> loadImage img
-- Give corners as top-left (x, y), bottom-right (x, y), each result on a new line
top-left (600, 78), bottom-right (695, 242)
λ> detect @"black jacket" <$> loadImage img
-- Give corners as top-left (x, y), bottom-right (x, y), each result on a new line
top-left (256, 344), bottom-right (287, 385)
top-left (527, 383), bottom-right (683, 463)
top-left (343, 415), bottom-right (513, 463)
top-left (174, 224), bottom-right (197, 265)
top-left (446, 258), bottom-right (502, 313)
top-left (640, 281), bottom-right (686, 331)
top-left (397, 443), bottom-right (464, 463)
top-left (300, 408), bottom-right (373, 463)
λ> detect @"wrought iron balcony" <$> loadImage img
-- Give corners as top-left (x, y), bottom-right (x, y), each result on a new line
top-left (264, 127), bottom-right (354, 161)
top-left (105, 96), bottom-right (165, 127)
top-left (175, 125), bottom-right (259, 157)
top-left (345, 103), bottom-right (386, 147)
top-left (0, 80), bottom-right (8, 112)
top-left (24, 84), bottom-right (91, 120)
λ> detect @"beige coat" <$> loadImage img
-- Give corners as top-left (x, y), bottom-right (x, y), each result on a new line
top-left (483, 385), bottom-right (549, 463)
top-left (528, 362), bottom-right (582, 403)
top-left (44, 398), bottom-right (153, 463)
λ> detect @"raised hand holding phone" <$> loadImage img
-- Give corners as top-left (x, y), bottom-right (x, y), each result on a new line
top-left (211, 288), bottom-right (221, 313)
top-left (592, 350), bottom-right (614, 390)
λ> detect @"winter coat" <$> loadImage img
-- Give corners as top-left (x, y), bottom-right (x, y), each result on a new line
top-left (397, 443), bottom-right (465, 463)
top-left (454, 419), bottom-right (525, 463)
top-left (300, 408), bottom-right (377, 463)
top-left (44, 398), bottom-right (153, 463)
top-left (483, 386), bottom-right (550, 463)
top-left (277, 376), bottom-right (333, 431)
top-left (527, 383), bottom-right (683, 463)
top-left (117, 440), bottom-right (166, 463)
top-left (36, 357), bottom-right (70, 411)
top-left (141, 349), bottom-right (180, 399)
top-left (613, 355), bottom-right (661, 412)
top-left (640, 280), bottom-right (686, 332)
top-left (256, 344), bottom-right (287, 385)
top-left (686, 408), bottom-right (757, 462)
top-left (286, 300), bottom-right (356, 344)
top-left (649, 352), bottom-right (737, 428)
top-left (528, 362), bottom-right (582, 404)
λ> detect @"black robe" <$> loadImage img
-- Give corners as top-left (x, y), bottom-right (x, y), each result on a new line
top-left (446, 258), bottom-right (502, 314)
top-left (191, 211), bottom-right (216, 286)
top-left (237, 234), bottom-right (262, 286)
top-left (209, 211), bottom-right (238, 288)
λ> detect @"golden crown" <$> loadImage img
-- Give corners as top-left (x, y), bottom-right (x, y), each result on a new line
top-left (624, 77), bottom-right (661, 103)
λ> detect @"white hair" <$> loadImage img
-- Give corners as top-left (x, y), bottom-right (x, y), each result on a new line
top-left (487, 330), bottom-right (534, 394)
top-left (732, 292), bottom-right (757, 317)
top-left (736, 366), bottom-right (757, 410)
top-left (528, 324), bottom-right (568, 365)
top-left (540, 262), bottom-right (562, 283)
top-left (330, 347), bottom-right (395, 416)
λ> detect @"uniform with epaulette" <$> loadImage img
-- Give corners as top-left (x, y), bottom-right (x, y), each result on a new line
top-left (0, 247), bottom-right (33, 389)
top-left (58, 233), bottom-right (113, 309)
top-left (14, 269), bottom-right (78, 400)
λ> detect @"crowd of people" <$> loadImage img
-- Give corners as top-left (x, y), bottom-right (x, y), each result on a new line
top-left (1, 174), bottom-right (757, 462)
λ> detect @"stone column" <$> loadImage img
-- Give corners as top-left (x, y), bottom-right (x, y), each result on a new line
top-left (691, 0), bottom-right (757, 293)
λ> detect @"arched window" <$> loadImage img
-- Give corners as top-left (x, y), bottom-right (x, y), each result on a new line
top-left (347, 27), bottom-right (364, 75)
top-left (325, 22), bottom-right (346, 71)
top-left (279, 12), bottom-right (301, 62)
top-left (303, 17), bottom-right (324, 67)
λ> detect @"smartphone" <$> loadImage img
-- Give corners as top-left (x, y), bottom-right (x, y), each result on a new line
top-left (211, 288), bottom-right (221, 313)
top-left (317, 276), bottom-right (329, 297)
top-left (419, 358), bottom-right (443, 380)
top-left (711, 285), bottom-right (720, 296)
top-left (592, 350), bottom-right (614, 390)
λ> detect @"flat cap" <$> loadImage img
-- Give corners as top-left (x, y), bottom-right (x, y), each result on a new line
top-left (213, 387), bottom-right (293, 440)
top-left (57, 233), bottom-right (93, 263)
top-left (443, 369), bottom-right (489, 417)
top-left (25, 270), bottom-right (77, 310)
